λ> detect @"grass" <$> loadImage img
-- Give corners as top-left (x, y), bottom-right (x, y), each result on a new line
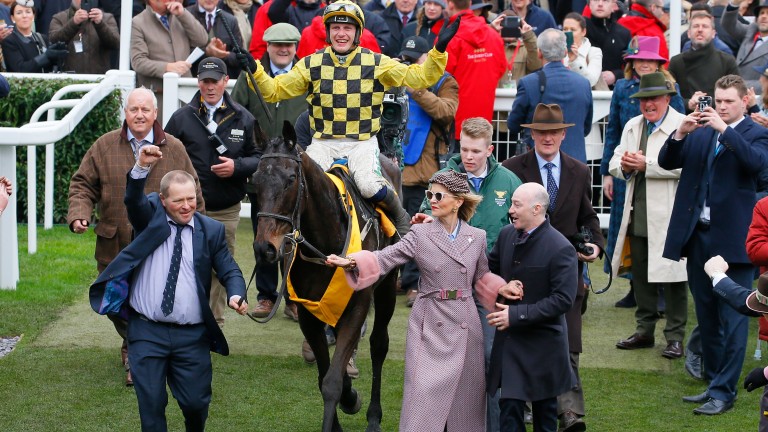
top-left (0, 222), bottom-right (766, 431)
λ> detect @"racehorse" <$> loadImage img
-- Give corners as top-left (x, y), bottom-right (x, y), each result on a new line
top-left (251, 122), bottom-right (399, 432)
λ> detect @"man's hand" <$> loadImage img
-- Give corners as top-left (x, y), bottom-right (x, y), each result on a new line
top-left (167, 1), bottom-right (184, 16)
top-left (602, 175), bottom-right (613, 200)
top-left (744, 366), bottom-right (768, 392)
top-left (752, 113), bottom-right (768, 127)
top-left (674, 112), bottom-right (705, 139)
top-left (410, 213), bottom-right (433, 224)
top-left (704, 255), bottom-right (729, 278)
top-left (166, 61), bottom-right (192, 75)
top-left (139, 145), bottom-right (163, 167)
top-left (235, 49), bottom-right (257, 74)
top-left (601, 70), bottom-right (616, 87)
top-left (229, 295), bottom-right (248, 315)
top-left (71, 219), bottom-right (89, 233)
top-left (73, 8), bottom-right (89, 24)
top-left (499, 280), bottom-right (524, 301)
top-left (490, 14), bottom-right (503, 32)
top-left (620, 150), bottom-right (646, 173)
top-left (698, 106), bottom-right (727, 133)
top-left (205, 38), bottom-right (229, 59)
top-left (211, 156), bottom-right (235, 178)
top-left (435, 15), bottom-right (460, 53)
top-left (88, 8), bottom-right (103, 24)
top-left (577, 244), bottom-right (600, 263)
top-left (486, 303), bottom-right (510, 331)
top-left (0, 176), bottom-right (10, 216)
top-left (687, 91), bottom-right (707, 112)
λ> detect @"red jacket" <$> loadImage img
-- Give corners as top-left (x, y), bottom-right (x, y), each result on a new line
top-left (618, 4), bottom-right (669, 62)
top-left (747, 197), bottom-right (768, 272)
top-left (444, 10), bottom-right (506, 139)
top-left (248, 0), bottom-right (273, 59)
top-left (297, 15), bottom-right (381, 59)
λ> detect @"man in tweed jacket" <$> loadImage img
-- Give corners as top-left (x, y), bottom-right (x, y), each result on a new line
top-left (66, 87), bottom-right (204, 386)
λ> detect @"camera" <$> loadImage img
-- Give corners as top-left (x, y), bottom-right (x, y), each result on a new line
top-left (570, 226), bottom-right (595, 256)
top-left (378, 87), bottom-right (409, 163)
top-left (501, 16), bottom-right (522, 38)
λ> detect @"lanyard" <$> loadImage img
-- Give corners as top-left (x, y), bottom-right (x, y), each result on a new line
top-left (507, 41), bottom-right (522, 72)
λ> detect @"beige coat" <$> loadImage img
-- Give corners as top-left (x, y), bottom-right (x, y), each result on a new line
top-left (609, 107), bottom-right (688, 283)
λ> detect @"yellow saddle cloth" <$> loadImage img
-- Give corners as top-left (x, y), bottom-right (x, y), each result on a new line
top-left (285, 166), bottom-right (394, 326)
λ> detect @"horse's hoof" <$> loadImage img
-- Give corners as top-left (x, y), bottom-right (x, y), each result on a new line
top-left (339, 389), bottom-right (362, 415)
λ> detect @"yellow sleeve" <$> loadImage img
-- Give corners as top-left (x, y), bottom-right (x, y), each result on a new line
top-left (249, 60), bottom-right (310, 103)
top-left (376, 49), bottom-right (448, 90)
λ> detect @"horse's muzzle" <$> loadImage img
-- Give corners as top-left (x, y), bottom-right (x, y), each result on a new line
top-left (253, 240), bottom-right (280, 264)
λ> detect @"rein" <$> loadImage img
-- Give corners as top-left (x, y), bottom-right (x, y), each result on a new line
top-left (245, 151), bottom-right (353, 323)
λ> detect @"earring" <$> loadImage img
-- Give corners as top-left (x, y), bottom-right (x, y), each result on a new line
top-left (452, 207), bottom-right (458, 213)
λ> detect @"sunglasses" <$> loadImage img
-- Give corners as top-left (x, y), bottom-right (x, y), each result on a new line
top-left (425, 190), bottom-right (456, 202)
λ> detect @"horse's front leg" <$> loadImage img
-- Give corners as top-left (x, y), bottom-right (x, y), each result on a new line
top-left (298, 306), bottom-right (342, 432)
top-left (365, 271), bottom-right (397, 432)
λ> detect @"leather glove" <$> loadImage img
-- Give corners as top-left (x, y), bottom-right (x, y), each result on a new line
top-left (235, 48), bottom-right (257, 74)
top-left (744, 366), bottom-right (768, 392)
top-left (45, 42), bottom-right (69, 60)
top-left (434, 15), bottom-right (461, 53)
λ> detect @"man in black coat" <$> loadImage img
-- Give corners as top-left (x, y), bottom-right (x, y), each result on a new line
top-left (188, 0), bottom-right (244, 79)
top-left (486, 181), bottom-right (578, 432)
top-left (502, 103), bottom-right (603, 431)
top-left (584, 0), bottom-right (632, 88)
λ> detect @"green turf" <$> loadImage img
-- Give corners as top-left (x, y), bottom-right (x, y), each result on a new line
top-left (1, 223), bottom-right (765, 431)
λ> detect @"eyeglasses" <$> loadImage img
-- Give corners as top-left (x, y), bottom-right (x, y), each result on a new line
top-left (425, 190), bottom-right (456, 202)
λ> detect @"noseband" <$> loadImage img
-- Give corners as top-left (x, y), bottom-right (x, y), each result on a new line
top-left (256, 152), bottom-right (305, 232)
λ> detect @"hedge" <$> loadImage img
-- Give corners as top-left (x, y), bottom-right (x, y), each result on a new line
top-left (0, 77), bottom-right (122, 224)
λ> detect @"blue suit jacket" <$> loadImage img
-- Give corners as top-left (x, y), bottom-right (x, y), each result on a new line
top-left (714, 277), bottom-right (760, 317)
top-left (89, 173), bottom-right (246, 356)
top-left (507, 62), bottom-right (593, 163)
top-left (659, 117), bottom-right (768, 264)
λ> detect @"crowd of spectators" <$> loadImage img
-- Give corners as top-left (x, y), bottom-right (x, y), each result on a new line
top-left (10, 0), bottom-right (768, 429)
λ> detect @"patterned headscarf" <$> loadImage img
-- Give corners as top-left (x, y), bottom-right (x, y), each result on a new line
top-left (429, 170), bottom-right (470, 194)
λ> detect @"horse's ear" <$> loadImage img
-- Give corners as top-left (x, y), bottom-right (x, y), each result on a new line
top-left (283, 120), bottom-right (297, 150)
top-left (253, 119), bottom-right (268, 151)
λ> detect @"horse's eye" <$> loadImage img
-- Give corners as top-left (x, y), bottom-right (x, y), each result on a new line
top-left (288, 174), bottom-right (297, 182)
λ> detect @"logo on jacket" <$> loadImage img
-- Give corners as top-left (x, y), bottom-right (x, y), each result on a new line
top-left (494, 190), bottom-right (507, 206)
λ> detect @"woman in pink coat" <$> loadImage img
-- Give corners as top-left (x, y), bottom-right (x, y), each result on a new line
top-left (327, 170), bottom-right (509, 431)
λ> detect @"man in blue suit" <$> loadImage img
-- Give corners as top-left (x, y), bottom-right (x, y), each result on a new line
top-left (507, 28), bottom-right (593, 163)
top-left (659, 74), bottom-right (768, 416)
top-left (89, 145), bottom-right (249, 431)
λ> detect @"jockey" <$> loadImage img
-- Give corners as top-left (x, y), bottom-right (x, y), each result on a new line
top-left (238, 0), bottom-right (460, 237)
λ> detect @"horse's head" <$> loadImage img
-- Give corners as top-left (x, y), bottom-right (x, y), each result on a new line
top-left (251, 121), bottom-right (302, 263)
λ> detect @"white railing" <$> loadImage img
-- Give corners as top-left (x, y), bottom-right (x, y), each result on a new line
top-left (161, 74), bottom-right (616, 224)
top-left (0, 69), bottom-right (136, 289)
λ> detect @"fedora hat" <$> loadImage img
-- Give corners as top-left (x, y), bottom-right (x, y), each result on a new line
top-left (747, 273), bottom-right (768, 314)
top-left (755, 0), bottom-right (768, 16)
top-left (521, 104), bottom-right (575, 130)
top-left (630, 72), bottom-right (677, 98)
top-left (625, 36), bottom-right (667, 62)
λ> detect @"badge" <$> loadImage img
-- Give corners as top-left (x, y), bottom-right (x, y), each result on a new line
top-left (231, 129), bottom-right (244, 137)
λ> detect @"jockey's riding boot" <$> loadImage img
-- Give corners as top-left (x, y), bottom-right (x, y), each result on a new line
top-left (378, 188), bottom-right (411, 238)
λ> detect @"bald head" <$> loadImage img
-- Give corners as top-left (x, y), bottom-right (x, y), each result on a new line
top-left (509, 183), bottom-right (548, 231)
top-left (124, 87), bottom-right (159, 141)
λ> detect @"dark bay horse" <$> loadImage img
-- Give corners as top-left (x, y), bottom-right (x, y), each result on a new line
top-left (251, 122), bottom-right (399, 432)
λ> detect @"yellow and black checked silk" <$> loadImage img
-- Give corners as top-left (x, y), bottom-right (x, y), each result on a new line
top-left (304, 48), bottom-right (386, 140)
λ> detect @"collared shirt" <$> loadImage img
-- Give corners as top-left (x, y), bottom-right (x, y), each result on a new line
top-left (700, 115), bottom-right (746, 223)
top-left (203, 98), bottom-right (225, 123)
top-left (535, 151), bottom-right (561, 192)
top-left (198, 6), bottom-right (217, 29)
top-left (128, 128), bottom-right (155, 177)
top-left (128, 168), bottom-right (202, 324)
top-left (270, 61), bottom-right (293, 76)
top-left (448, 219), bottom-right (461, 242)
top-left (466, 164), bottom-right (489, 182)
top-left (647, 109), bottom-right (668, 133)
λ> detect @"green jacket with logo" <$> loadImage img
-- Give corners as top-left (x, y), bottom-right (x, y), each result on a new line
top-left (420, 154), bottom-right (522, 251)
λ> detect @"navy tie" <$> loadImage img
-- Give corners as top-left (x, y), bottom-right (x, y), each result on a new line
top-left (161, 222), bottom-right (186, 316)
top-left (647, 122), bottom-right (655, 136)
top-left (160, 15), bottom-right (170, 30)
top-left (544, 162), bottom-right (558, 210)
top-left (470, 177), bottom-right (483, 191)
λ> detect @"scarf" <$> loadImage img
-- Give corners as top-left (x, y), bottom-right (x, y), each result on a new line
top-left (224, 0), bottom-right (253, 47)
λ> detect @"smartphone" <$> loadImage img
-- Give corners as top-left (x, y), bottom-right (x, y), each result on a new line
top-left (81, 0), bottom-right (98, 12)
top-left (501, 16), bottom-right (522, 38)
top-left (698, 95), bottom-right (712, 124)
top-left (565, 31), bottom-right (574, 49)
